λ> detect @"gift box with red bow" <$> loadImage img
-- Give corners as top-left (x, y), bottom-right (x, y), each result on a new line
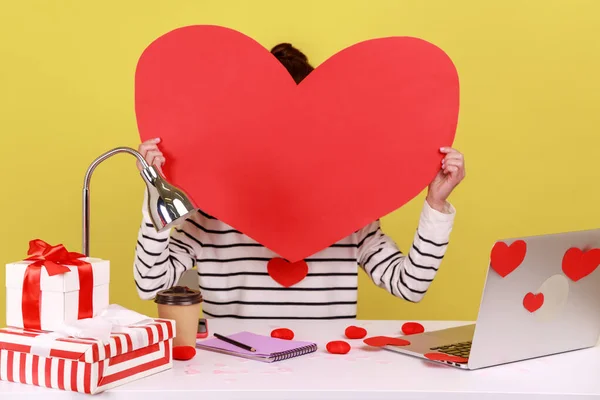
top-left (0, 305), bottom-right (175, 394)
top-left (5, 239), bottom-right (110, 331)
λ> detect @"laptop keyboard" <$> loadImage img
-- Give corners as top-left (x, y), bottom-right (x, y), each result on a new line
top-left (430, 341), bottom-right (472, 358)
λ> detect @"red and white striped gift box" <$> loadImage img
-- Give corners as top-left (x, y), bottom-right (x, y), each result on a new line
top-left (0, 319), bottom-right (175, 394)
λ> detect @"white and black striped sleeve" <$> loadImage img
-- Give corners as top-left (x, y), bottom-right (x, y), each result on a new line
top-left (133, 196), bottom-right (197, 300)
top-left (357, 200), bottom-right (455, 303)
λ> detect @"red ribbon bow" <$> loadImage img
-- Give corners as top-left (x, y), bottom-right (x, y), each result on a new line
top-left (21, 239), bottom-right (94, 330)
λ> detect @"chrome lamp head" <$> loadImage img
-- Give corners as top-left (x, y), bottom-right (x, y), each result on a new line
top-left (82, 146), bottom-right (197, 256)
top-left (140, 165), bottom-right (196, 232)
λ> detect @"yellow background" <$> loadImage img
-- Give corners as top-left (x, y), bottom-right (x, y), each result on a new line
top-left (1, 0), bottom-right (599, 324)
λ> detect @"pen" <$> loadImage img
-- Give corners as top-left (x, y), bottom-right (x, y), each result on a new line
top-left (214, 333), bottom-right (256, 352)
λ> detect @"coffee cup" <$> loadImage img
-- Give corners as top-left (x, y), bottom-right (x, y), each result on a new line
top-left (155, 286), bottom-right (202, 347)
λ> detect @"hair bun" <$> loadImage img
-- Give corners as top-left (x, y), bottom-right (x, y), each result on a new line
top-left (271, 43), bottom-right (308, 62)
top-left (270, 42), bottom-right (314, 84)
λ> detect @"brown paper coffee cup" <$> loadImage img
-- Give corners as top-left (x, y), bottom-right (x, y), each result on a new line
top-left (155, 286), bottom-right (202, 347)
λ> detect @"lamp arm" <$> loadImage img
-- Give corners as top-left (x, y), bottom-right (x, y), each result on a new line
top-left (82, 147), bottom-right (150, 256)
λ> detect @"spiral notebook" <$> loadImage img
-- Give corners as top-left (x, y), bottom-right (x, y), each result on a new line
top-left (196, 331), bottom-right (318, 362)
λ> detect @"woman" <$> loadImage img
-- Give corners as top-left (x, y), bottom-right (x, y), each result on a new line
top-left (133, 43), bottom-right (466, 319)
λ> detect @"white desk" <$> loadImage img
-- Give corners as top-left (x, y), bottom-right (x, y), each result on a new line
top-left (1, 320), bottom-right (599, 399)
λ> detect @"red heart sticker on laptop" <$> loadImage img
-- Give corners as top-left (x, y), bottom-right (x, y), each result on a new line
top-left (135, 25), bottom-right (459, 262)
top-left (363, 336), bottom-right (411, 347)
top-left (267, 258), bottom-right (308, 287)
top-left (523, 292), bottom-right (544, 312)
top-left (562, 248), bottom-right (600, 282)
top-left (490, 240), bottom-right (527, 278)
top-left (424, 353), bottom-right (468, 363)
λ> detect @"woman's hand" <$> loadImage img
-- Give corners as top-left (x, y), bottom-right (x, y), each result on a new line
top-left (137, 138), bottom-right (165, 175)
top-left (426, 147), bottom-right (466, 213)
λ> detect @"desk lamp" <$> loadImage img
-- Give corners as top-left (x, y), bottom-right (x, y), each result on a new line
top-left (82, 146), bottom-right (196, 256)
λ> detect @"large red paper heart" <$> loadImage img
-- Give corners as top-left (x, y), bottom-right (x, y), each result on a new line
top-left (562, 248), bottom-right (600, 282)
top-left (523, 292), bottom-right (544, 313)
top-left (490, 240), bottom-right (527, 278)
top-left (267, 258), bottom-right (308, 287)
top-left (135, 25), bottom-right (459, 262)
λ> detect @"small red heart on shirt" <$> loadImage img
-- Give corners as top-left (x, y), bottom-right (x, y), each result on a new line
top-left (424, 353), bottom-right (468, 363)
top-left (523, 292), bottom-right (544, 312)
top-left (267, 258), bottom-right (308, 287)
top-left (173, 346), bottom-right (196, 361)
top-left (401, 322), bottom-right (425, 335)
top-left (562, 247), bottom-right (600, 282)
top-left (490, 240), bottom-right (527, 278)
top-left (363, 336), bottom-right (411, 347)
top-left (326, 341), bottom-right (351, 354)
top-left (135, 25), bottom-right (459, 262)
top-left (345, 325), bottom-right (368, 339)
top-left (270, 328), bottom-right (295, 340)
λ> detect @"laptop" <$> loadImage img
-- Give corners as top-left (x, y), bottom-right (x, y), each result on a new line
top-left (385, 228), bottom-right (600, 369)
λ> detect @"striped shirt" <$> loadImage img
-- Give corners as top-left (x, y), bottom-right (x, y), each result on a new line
top-left (133, 198), bottom-right (455, 319)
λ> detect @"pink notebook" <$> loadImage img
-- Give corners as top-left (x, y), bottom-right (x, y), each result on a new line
top-left (196, 331), bottom-right (318, 362)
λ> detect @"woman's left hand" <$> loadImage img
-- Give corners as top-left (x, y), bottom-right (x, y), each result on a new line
top-left (426, 147), bottom-right (466, 213)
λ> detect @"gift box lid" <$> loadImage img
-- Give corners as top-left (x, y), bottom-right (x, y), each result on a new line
top-left (5, 258), bottom-right (110, 293)
top-left (0, 319), bottom-right (174, 363)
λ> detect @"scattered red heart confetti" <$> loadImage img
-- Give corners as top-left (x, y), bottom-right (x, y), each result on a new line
top-left (363, 336), bottom-right (411, 347)
top-left (424, 352), bottom-right (468, 363)
top-left (173, 346), bottom-right (196, 361)
top-left (267, 258), bottom-right (309, 287)
top-left (345, 325), bottom-right (367, 339)
top-left (326, 341), bottom-right (351, 354)
top-left (562, 247), bottom-right (600, 282)
top-left (490, 240), bottom-right (527, 278)
top-left (270, 328), bottom-right (295, 340)
top-left (401, 322), bottom-right (425, 335)
top-left (523, 292), bottom-right (544, 312)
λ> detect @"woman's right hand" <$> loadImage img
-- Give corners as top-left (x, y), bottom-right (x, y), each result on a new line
top-left (137, 138), bottom-right (165, 175)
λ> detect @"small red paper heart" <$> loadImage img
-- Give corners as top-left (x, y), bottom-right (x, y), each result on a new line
top-left (401, 322), bottom-right (425, 335)
top-left (326, 341), bottom-right (351, 354)
top-left (424, 352), bottom-right (468, 363)
top-left (267, 258), bottom-right (308, 287)
top-left (562, 248), bottom-right (600, 282)
top-left (363, 336), bottom-right (411, 347)
top-left (344, 325), bottom-right (367, 339)
top-left (173, 346), bottom-right (196, 361)
top-left (270, 328), bottom-right (295, 340)
top-left (490, 240), bottom-right (527, 278)
top-left (523, 292), bottom-right (544, 312)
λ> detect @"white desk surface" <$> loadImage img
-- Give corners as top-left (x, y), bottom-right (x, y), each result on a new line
top-left (1, 319), bottom-right (599, 399)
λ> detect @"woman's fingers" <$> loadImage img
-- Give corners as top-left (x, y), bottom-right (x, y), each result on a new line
top-left (138, 138), bottom-right (161, 158)
top-left (443, 152), bottom-right (463, 162)
top-left (443, 165), bottom-right (458, 174)
top-left (442, 158), bottom-right (463, 169)
top-left (439, 147), bottom-right (459, 154)
top-left (145, 150), bottom-right (164, 168)
top-left (439, 147), bottom-right (466, 183)
top-left (441, 148), bottom-right (465, 176)
top-left (441, 149), bottom-right (463, 162)
top-left (137, 138), bottom-right (163, 172)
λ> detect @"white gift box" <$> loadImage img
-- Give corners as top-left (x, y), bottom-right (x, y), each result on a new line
top-left (5, 258), bottom-right (110, 331)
